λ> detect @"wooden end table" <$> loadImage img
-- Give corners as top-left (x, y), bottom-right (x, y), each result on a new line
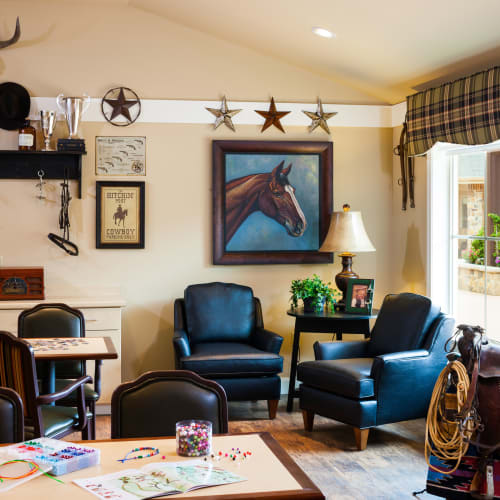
top-left (286, 307), bottom-right (378, 412)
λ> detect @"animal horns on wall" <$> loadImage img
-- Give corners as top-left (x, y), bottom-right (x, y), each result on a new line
top-left (0, 17), bottom-right (20, 49)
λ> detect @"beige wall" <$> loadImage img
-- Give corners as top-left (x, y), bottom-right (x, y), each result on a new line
top-left (0, 1), bottom-right (396, 382)
top-left (391, 126), bottom-right (427, 295)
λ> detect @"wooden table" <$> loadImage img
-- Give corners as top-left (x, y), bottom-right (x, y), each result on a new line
top-left (286, 307), bottom-right (378, 412)
top-left (28, 337), bottom-right (118, 396)
top-left (1, 432), bottom-right (324, 499)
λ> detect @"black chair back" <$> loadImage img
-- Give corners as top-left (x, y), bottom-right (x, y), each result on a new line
top-left (18, 303), bottom-right (86, 379)
top-left (111, 370), bottom-right (228, 439)
top-left (0, 386), bottom-right (24, 443)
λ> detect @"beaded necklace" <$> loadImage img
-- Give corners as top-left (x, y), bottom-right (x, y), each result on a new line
top-left (117, 447), bottom-right (159, 463)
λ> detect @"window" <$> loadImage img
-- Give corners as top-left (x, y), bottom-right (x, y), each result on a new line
top-left (428, 143), bottom-right (500, 341)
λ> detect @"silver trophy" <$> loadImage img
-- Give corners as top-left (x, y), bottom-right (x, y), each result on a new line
top-left (56, 93), bottom-right (90, 139)
top-left (40, 110), bottom-right (57, 151)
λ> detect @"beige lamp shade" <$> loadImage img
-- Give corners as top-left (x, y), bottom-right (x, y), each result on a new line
top-left (319, 209), bottom-right (375, 253)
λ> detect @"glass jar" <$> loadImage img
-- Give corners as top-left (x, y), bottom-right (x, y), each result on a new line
top-left (18, 120), bottom-right (36, 151)
top-left (176, 420), bottom-right (212, 457)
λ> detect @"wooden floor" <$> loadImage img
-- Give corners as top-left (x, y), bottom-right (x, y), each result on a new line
top-left (66, 398), bottom-right (436, 500)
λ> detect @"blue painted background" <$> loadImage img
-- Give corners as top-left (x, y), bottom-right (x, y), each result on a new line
top-left (225, 153), bottom-right (320, 251)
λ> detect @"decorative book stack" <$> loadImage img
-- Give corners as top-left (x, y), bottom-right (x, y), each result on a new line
top-left (57, 138), bottom-right (86, 153)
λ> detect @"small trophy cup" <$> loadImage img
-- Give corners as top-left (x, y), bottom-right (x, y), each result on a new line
top-left (40, 110), bottom-right (57, 151)
top-left (56, 93), bottom-right (90, 139)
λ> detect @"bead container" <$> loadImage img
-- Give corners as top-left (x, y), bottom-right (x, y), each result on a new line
top-left (176, 420), bottom-right (212, 457)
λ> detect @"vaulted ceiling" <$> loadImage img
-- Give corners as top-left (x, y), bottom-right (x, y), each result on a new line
top-left (130, 0), bottom-right (500, 104)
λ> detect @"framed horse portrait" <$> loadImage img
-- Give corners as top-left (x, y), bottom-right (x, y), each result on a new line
top-left (96, 181), bottom-right (145, 249)
top-left (213, 140), bottom-right (333, 264)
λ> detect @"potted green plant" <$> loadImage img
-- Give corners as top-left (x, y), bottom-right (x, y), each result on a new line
top-left (290, 274), bottom-right (340, 312)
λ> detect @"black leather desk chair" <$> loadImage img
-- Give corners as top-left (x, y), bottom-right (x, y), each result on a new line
top-left (0, 387), bottom-right (24, 443)
top-left (173, 282), bottom-right (284, 419)
top-left (111, 370), bottom-right (228, 438)
top-left (18, 303), bottom-right (100, 439)
top-left (298, 293), bottom-right (455, 450)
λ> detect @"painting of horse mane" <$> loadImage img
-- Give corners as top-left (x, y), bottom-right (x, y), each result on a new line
top-left (225, 160), bottom-right (306, 245)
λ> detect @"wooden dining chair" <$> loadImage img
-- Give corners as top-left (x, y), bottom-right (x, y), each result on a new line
top-left (111, 370), bottom-right (228, 439)
top-left (0, 330), bottom-right (92, 440)
top-left (0, 386), bottom-right (24, 443)
top-left (18, 303), bottom-right (101, 439)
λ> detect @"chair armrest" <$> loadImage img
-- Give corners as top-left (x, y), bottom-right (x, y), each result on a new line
top-left (173, 329), bottom-right (191, 360)
top-left (251, 327), bottom-right (283, 354)
top-left (37, 375), bottom-right (92, 404)
top-left (314, 340), bottom-right (370, 360)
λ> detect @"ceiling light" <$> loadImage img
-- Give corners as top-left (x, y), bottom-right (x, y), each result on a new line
top-left (312, 27), bottom-right (335, 39)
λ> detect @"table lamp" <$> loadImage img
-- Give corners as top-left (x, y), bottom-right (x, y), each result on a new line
top-left (319, 204), bottom-right (375, 310)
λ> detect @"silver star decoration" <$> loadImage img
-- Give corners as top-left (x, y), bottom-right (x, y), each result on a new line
top-left (302, 98), bottom-right (337, 134)
top-left (206, 96), bottom-right (242, 131)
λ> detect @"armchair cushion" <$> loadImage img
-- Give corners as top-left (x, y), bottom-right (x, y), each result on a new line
top-left (180, 342), bottom-right (283, 377)
top-left (368, 293), bottom-right (440, 356)
top-left (314, 340), bottom-right (370, 360)
top-left (184, 283), bottom-right (255, 343)
top-left (297, 358), bottom-right (375, 399)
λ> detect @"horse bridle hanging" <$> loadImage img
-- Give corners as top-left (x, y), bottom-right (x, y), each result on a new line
top-left (48, 168), bottom-right (79, 256)
top-left (394, 121), bottom-right (415, 210)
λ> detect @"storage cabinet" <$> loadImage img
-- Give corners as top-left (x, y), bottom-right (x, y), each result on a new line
top-left (0, 295), bottom-right (125, 414)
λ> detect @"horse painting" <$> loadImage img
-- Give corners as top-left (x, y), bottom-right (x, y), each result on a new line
top-left (113, 207), bottom-right (128, 227)
top-left (225, 161), bottom-right (306, 244)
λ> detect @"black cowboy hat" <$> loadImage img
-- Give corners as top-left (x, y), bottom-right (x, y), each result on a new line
top-left (0, 82), bottom-right (30, 130)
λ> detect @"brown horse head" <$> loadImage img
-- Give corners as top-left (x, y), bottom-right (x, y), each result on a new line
top-left (258, 161), bottom-right (306, 237)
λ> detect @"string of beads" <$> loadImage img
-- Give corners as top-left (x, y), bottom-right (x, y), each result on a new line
top-left (117, 447), bottom-right (159, 463)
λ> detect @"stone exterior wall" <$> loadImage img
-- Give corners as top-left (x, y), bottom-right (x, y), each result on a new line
top-left (458, 261), bottom-right (500, 295)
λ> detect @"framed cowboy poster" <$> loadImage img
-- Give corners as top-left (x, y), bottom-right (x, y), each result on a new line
top-left (96, 181), bottom-right (145, 249)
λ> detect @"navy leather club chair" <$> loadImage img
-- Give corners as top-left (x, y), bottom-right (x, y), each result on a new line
top-left (173, 282), bottom-right (284, 419)
top-left (297, 293), bottom-right (454, 450)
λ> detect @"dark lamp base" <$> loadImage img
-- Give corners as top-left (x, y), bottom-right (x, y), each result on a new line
top-left (335, 253), bottom-right (359, 306)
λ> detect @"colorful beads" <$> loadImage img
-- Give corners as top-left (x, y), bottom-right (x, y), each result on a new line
top-left (117, 447), bottom-right (159, 463)
top-left (176, 420), bottom-right (212, 457)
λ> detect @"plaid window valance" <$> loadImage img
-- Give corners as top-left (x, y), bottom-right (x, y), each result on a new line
top-left (406, 66), bottom-right (500, 156)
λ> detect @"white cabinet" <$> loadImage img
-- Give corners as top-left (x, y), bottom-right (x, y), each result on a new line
top-left (0, 295), bottom-right (125, 414)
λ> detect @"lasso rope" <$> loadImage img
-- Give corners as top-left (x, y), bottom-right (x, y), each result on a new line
top-left (425, 360), bottom-right (478, 474)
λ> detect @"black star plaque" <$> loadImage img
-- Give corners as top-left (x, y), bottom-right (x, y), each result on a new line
top-left (101, 87), bottom-right (141, 126)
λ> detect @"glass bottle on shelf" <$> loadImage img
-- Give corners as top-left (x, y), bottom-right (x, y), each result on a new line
top-left (18, 120), bottom-right (36, 151)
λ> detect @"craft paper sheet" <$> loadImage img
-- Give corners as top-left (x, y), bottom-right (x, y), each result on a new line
top-left (74, 460), bottom-right (246, 499)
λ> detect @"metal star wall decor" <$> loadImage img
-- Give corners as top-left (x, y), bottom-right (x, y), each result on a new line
top-left (303, 98), bottom-right (337, 134)
top-left (101, 86), bottom-right (141, 126)
top-left (255, 97), bottom-right (290, 133)
top-left (205, 96), bottom-right (241, 131)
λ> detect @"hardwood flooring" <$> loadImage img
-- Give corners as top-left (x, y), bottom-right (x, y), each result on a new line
top-left (66, 398), bottom-right (437, 500)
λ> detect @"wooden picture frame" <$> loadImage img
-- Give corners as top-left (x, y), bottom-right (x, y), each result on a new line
top-left (345, 278), bottom-right (375, 315)
top-left (96, 181), bottom-right (145, 249)
top-left (213, 140), bottom-right (333, 265)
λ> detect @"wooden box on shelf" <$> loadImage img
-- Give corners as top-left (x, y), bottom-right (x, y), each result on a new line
top-left (0, 267), bottom-right (44, 300)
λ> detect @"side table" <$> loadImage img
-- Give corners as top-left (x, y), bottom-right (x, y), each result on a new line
top-left (286, 307), bottom-right (378, 412)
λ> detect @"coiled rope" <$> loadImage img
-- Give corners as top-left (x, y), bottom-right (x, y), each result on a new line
top-left (425, 360), bottom-right (478, 474)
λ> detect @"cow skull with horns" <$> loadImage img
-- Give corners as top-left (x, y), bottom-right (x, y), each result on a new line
top-left (0, 17), bottom-right (20, 49)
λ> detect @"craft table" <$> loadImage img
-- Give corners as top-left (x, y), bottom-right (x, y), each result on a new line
top-left (28, 337), bottom-right (118, 397)
top-left (286, 307), bottom-right (378, 412)
top-left (1, 432), bottom-right (325, 499)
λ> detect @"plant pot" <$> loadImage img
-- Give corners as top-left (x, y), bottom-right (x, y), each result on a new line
top-left (303, 296), bottom-right (326, 313)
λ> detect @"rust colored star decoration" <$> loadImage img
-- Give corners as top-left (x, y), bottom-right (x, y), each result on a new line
top-left (101, 87), bottom-right (141, 127)
top-left (255, 97), bottom-right (290, 133)
top-left (205, 96), bottom-right (242, 131)
top-left (302, 98), bottom-right (337, 134)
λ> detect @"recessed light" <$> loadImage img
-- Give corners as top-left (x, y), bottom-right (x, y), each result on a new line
top-left (312, 27), bottom-right (335, 39)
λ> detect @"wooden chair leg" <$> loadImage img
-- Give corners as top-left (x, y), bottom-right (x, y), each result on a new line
top-left (302, 410), bottom-right (314, 431)
top-left (89, 401), bottom-right (96, 440)
top-left (267, 399), bottom-right (279, 419)
top-left (81, 420), bottom-right (90, 440)
top-left (353, 427), bottom-right (369, 450)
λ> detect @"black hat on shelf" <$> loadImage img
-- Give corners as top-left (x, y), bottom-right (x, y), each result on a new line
top-left (0, 82), bottom-right (31, 130)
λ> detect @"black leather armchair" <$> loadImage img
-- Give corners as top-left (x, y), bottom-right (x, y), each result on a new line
top-left (111, 370), bottom-right (228, 438)
top-left (297, 293), bottom-right (455, 450)
top-left (173, 282), bottom-right (284, 419)
top-left (0, 387), bottom-right (24, 443)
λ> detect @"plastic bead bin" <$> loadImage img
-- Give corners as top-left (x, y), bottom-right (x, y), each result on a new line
top-left (5, 438), bottom-right (100, 476)
top-left (176, 420), bottom-right (212, 457)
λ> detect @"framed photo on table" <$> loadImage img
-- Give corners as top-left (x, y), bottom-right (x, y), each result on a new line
top-left (96, 181), bottom-right (145, 249)
top-left (345, 278), bottom-right (374, 315)
top-left (212, 140), bottom-right (333, 265)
